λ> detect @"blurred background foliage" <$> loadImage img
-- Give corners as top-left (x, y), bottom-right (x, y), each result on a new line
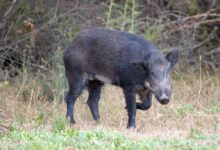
top-left (0, 0), bottom-right (220, 80)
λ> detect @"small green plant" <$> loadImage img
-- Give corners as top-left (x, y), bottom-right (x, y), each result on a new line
top-left (105, 0), bottom-right (139, 32)
top-left (106, 0), bottom-right (114, 28)
top-left (189, 128), bottom-right (203, 139)
top-left (16, 113), bottom-right (25, 126)
top-left (175, 104), bottom-right (194, 118)
top-left (204, 106), bottom-right (220, 114)
top-left (34, 111), bottom-right (45, 125)
top-left (186, 0), bottom-right (200, 15)
top-left (52, 115), bottom-right (66, 132)
top-left (143, 24), bottom-right (164, 43)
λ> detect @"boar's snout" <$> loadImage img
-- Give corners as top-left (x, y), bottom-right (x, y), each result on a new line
top-left (158, 97), bottom-right (169, 105)
top-left (154, 88), bottom-right (171, 105)
top-left (145, 75), bottom-right (172, 105)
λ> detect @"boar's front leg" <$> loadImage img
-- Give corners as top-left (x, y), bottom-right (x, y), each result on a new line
top-left (123, 87), bottom-right (136, 128)
top-left (136, 93), bottom-right (152, 110)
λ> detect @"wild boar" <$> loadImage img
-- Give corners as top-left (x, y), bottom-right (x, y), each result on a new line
top-left (63, 28), bottom-right (179, 128)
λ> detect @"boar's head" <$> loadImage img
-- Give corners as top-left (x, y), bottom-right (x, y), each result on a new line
top-left (133, 49), bottom-right (179, 105)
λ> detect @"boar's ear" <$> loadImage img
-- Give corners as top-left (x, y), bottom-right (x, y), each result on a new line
top-left (166, 49), bottom-right (179, 68)
top-left (131, 60), bottom-right (149, 71)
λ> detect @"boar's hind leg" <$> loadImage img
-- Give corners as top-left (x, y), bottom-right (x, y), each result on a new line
top-left (65, 75), bottom-right (86, 124)
top-left (123, 87), bottom-right (136, 128)
top-left (87, 80), bottom-right (103, 121)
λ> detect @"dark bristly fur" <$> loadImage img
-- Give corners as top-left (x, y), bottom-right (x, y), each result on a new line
top-left (63, 28), bottom-right (179, 128)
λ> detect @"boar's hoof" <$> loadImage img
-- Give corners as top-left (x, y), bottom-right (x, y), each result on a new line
top-left (136, 102), bottom-right (151, 110)
top-left (127, 123), bottom-right (136, 129)
top-left (94, 120), bottom-right (101, 125)
top-left (69, 123), bottom-right (75, 128)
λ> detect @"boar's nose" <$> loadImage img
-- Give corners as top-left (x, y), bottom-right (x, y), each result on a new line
top-left (159, 98), bottom-right (169, 105)
top-left (157, 93), bottom-right (170, 105)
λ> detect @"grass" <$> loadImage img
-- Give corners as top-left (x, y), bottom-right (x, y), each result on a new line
top-left (1, 129), bottom-right (219, 150)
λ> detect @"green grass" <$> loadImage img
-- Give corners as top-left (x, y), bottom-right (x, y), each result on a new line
top-left (175, 104), bottom-right (194, 118)
top-left (0, 129), bottom-right (219, 150)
